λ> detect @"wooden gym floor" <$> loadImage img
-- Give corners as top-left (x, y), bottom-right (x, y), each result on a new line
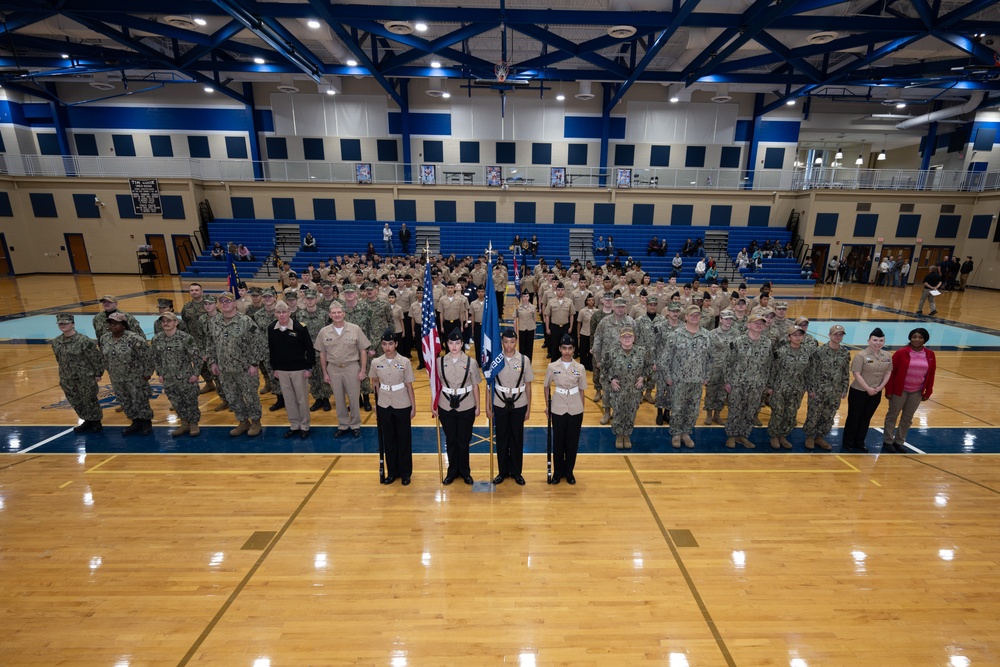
top-left (1, 274), bottom-right (999, 666)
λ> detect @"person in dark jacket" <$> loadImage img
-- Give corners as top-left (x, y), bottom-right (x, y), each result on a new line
top-left (267, 300), bottom-right (316, 438)
top-left (959, 256), bottom-right (974, 291)
top-left (882, 327), bottom-right (936, 452)
top-left (398, 223), bottom-right (411, 255)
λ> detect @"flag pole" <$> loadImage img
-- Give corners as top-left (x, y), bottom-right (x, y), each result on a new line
top-left (487, 240), bottom-right (495, 486)
top-left (428, 240), bottom-right (445, 483)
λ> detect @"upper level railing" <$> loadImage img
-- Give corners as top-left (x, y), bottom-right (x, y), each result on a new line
top-left (1, 153), bottom-right (998, 192)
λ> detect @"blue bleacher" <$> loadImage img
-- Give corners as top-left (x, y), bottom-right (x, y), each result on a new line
top-left (181, 220), bottom-right (276, 279)
top-left (726, 229), bottom-right (813, 286)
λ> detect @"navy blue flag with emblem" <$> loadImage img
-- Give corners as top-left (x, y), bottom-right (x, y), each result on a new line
top-left (226, 251), bottom-right (241, 297)
top-left (481, 252), bottom-right (505, 386)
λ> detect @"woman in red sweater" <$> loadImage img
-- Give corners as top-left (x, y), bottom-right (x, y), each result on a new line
top-left (882, 327), bottom-right (936, 452)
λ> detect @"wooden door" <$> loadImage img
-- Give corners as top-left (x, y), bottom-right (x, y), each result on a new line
top-left (0, 233), bottom-right (12, 276)
top-left (915, 245), bottom-right (953, 283)
top-left (172, 235), bottom-right (196, 274)
top-left (65, 234), bottom-right (91, 274)
top-left (145, 235), bottom-right (170, 275)
top-left (811, 243), bottom-right (829, 277)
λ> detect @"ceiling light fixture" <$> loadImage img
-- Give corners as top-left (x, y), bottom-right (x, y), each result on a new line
top-left (786, 98), bottom-right (796, 106)
top-left (415, 22), bottom-right (428, 32)
top-left (346, 59), bottom-right (358, 67)
top-left (194, 18), bottom-right (207, 26)
top-left (896, 102), bottom-right (906, 109)
top-left (856, 154), bottom-right (864, 166)
top-left (61, 53), bottom-right (69, 59)
top-left (878, 134), bottom-right (887, 161)
top-left (307, 20), bottom-right (321, 29)
top-left (204, 86), bottom-right (214, 93)
top-left (835, 147), bottom-right (843, 159)
top-left (253, 57), bottom-right (265, 65)
top-left (430, 60), bottom-right (441, 69)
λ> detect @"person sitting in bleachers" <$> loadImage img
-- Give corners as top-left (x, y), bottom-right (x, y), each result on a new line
top-left (647, 237), bottom-right (659, 256)
top-left (529, 235), bottom-right (538, 257)
top-left (694, 238), bottom-right (705, 257)
top-left (595, 236), bottom-right (607, 256)
top-left (736, 248), bottom-right (749, 270)
top-left (210, 242), bottom-right (225, 261)
top-left (302, 232), bottom-right (317, 252)
top-left (681, 238), bottom-right (696, 257)
top-left (695, 258), bottom-right (706, 280)
top-left (236, 243), bottom-right (254, 261)
top-left (751, 248), bottom-right (763, 271)
top-left (671, 253), bottom-right (683, 277)
top-left (657, 239), bottom-right (668, 257)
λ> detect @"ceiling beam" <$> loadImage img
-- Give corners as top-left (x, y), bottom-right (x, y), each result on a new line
top-left (211, 0), bottom-right (324, 81)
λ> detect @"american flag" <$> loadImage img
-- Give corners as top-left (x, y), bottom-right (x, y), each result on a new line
top-left (513, 250), bottom-right (521, 298)
top-left (421, 262), bottom-right (442, 411)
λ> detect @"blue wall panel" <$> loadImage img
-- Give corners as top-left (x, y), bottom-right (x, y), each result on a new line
top-left (73, 194), bottom-right (100, 219)
top-left (38, 134), bottom-right (61, 155)
top-left (161, 196), bottom-right (185, 220)
top-left (935, 214), bottom-right (960, 238)
top-left (685, 146), bottom-right (706, 168)
top-left (435, 200), bottom-right (457, 223)
top-left (720, 146), bottom-right (741, 169)
top-left (303, 138), bottom-right (325, 160)
top-left (514, 201), bottom-right (536, 224)
top-left (709, 205), bottom-right (732, 227)
top-left (0, 192), bottom-right (13, 217)
top-left (614, 144), bottom-right (635, 166)
top-left (75, 134), bottom-right (98, 156)
top-left (188, 136), bottom-right (211, 158)
top-left (969, 214), bottom-right (993, 239)
top-left (377, 139), bottom-right (399, 162)
top-left (854, 213), bottom-right (878, 237)
top-left (496, 142), bottom-right (516, 164)
top-left (460, 141), bottom-right (480, 164)
top-left (313, 199), bottom-right (336, 220)
top-left (532, 143), bottom-right (552, 165)
top-left (650, 145), bottom-right (671, 167)
top-left (112, 134), bottom-right (136, 157)
top-left (29, 193), bottom-right (57, 217)
top-left (763, 147), bottom-right (785, 169)
top-left (671, 204), bottom-right (693, 226)
top-left (553, 202), bottom-right (576, 224)
top-left (231, 197), bottom-right (255, 219)
top-left (388, 112), bottom-right (451, 136)
top-left (593, 203), bottom-right (615, 225)
top-left (116, 194), bottom-right (141, 219)
top-left (265, 137), bottom-right (288, 160)
top-left (896, 214), bottom-right (921, 237)
top-left (340, 138), bottom-right (362, 161)
top-left (150, 135), bottom-right (173, 157)
top-left (747, 205), bottom-right (770, 227)
top-left (475, 201), bottom-right (497, 223)
top-left (66, 106), bottom-right (251, 131)
top-left (814, 212), bottom-right (838, 237)
top-left (568, 143), bottom-right (588, 166)
top-left (424, 140), bottom-right (444, 163)
top-left (564, 116), bottom-right (626, 139)
top-left (272, 198), bottom-right (296, 220)
top-left (354, 199), bottom-right (377, 221)
top-left (394, 200), bottom-right (417, 222)
top-left (756, 120), bottom-right (800, 142)
top-left (225, 136), bottom-right (248, 159)
top-left (632, 203), bottom-right (654, 226)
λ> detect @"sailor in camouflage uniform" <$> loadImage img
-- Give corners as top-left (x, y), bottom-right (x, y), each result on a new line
top-left (587, 293), bottom-right (615, 404)
top-left (152, 298), bottom-right (188, 336)
top-left (253, 288), bottom-right (283, 407)
top-left (182, 283), bottom-right (214, 393)
top-left (194, 295), bottom-right (231, 412)
top-left (343, 285), bottom-right (375, 411)
top-left (704, 308), bottom-right (740, 425)
top-left (93, 294), bottom-right (144, 345)
top-left (605, 326), bottom-right (650, 450)
top-left (653, 302), bottom-right (684, 425)
top-left (803, 324), bottom-right (851, 451)
top-left (52, 313), bottom-right (106, 433)
top-left (723, 308), bottom-right (774, 449)
top-left (664, 305), bottom-right (712, 448)
top-left (766, 325), bottom-right (813, 449)
top-left (592, 297), bottom-right (636, 425)
top-left (209, 292), bottom-right (267, 437)
top-left (101, 311), bottom-right (154, 435)
top-left (150, 311), bottom-right (202, 437)
top-left (634, 295), bottom-right (663, 405)
top-left (297, 289), bottom-right (333, 412)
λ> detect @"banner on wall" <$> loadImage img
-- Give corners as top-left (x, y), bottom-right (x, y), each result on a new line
top-left (129, 178), bottom-right (162, 215)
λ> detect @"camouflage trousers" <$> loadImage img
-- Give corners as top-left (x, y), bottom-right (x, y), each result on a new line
top-left (109, 375), bottom-right (153, 421)
top-left (219, 369), bottom-right (263, 422)
top-left (608, 386), bottom-right (642, 436)
top-left (260, 357), bottom-right (282, 396)
top-left (593, 364), bottom-right (602, 393)
top-left (803, 390), bottom-right (842, 437)
top-left (767, 388), bottom-right (805, 438)
top-left (60, 377), bottom-right (102, 421)
top-left (670, 381), bottom-right (704, 436)
top-left (725, 381), bottom-right (766, 437)
top-left (654, 369), bottom-right (672, 409)
top-left (309, 359), bottom-right (332, 400)
top-left (163, 378), bottom-right (201, 424)
top-left (703, 367), bottom-right (728, 411)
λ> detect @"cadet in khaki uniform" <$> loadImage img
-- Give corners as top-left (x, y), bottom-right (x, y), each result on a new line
top-left (803, 325), bottom-right (851, 451)
top-left (544, 282), bottom-right (575, 362)
top-left (704, 309), bottom-right (740, 425)
top-left (315, 302), bottom-right (371, 438)
top-left (841, 327), bottom-right (892, 453)
top-left (437, 282), bottom-right (470, 342)
top-left (370, 329), bottom-right (416, 485)
top-left (723, 308), bottom-right (773, 449)
top-left (544, 334), bottom-right (587, 484)
top-left (766, 325), bottom-right (812, 449)
top-left (514, 291), bottom-right (537, 361)
top-left (487, 328), bottom-right (533, 485)
top-left (664, 305), bottom-right (712, 449)
top-left (150, 311), bottom-right (202, 437)
top-left (52, 313), bottom-right (106, 433)
top-left (435, 329), bottom-right (481, 485)
top-left (209, 293), bottom-right (266, 437)
top-left (605, 326), bottom-right (650, 450)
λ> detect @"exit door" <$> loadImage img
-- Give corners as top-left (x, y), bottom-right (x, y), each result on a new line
top-left (0, 233), bottom-right (12, 276)
top-left (145, 234), bottom-right (170, 275)
top-left (171, 235), bottom-right (196, 274)
top-left (915, 245), bottom-right (954, 283)
top-left (65, 233), bottom-right (91, 274)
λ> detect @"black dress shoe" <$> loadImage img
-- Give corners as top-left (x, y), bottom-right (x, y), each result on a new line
top-left (300, 429), bottom-right (311, 439)
top-left (351, 428), bottom-right (361, 438)
top-left (443, 476), bottom-right (455, 485)
top-left (269, 396), bottom-right (285, 412)
top-left (382, 476), bottom-right (396, 485)
top-left (322, 398), bottom-right (332, 412)
top-left (462, 476), bottom-right (474, 485)
top-left (493, 474), bottom-right (505, 484)
top-left (566, 475), bottom-right (576, 485)
top-left (549, 476), bottom-right (560, 485)
top-left (892, 442), bottom-right (907, 453)
top-left (514, 475), bottom-right (526, 485)
top-left (283, 429), bottom-right (301, 439)
top-left (309, 399), bottom-right (323, 412)
top-left (334, 429), bottom-right (350, 439)
top-left (402, 477), bottom-right (411, 486)
top-left (361, 394), bottom-right (372, 412)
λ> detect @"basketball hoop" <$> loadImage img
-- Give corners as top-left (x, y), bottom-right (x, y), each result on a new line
top-left (495, 60), bottom-right (509, 83)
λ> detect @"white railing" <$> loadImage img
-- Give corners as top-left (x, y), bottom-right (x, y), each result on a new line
top-left (1, 154), bottom-right (997, 192)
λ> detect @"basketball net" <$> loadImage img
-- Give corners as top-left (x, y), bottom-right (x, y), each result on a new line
top-left (495, 60), bottom-right (509, 83)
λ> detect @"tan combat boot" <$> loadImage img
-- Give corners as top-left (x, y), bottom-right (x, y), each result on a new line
top-left (643, 388), bottom-right (655, 404)
top-left (779, 436), bottom-right (793, 450)
top-left (593, 389), bottom-right (603, 404)
top-left (815, 436), bottom-right (833, 451)
top-left (681, 434), bottom-right (695, 449)
top-left (712, 410), bottom-right (725, 425)
top-left (214, 400), bottom-right (230, 412)
top-left (247, 419), bottom-right (262, 437)
top-left (671, 434), bottom-right (682, 449)
top-left (704, 410), bottom-right (712, 425)
top-left (725, 436), bottom-right (737, 449)
top-left (615, 434), bottom-right (624, 450)
top-left (600, 407), bottom-right (611, 425)
top-left (170, 419), bottom-right (189, 437)
top-left (188, 422), bottom-right (201, 437)
top-left (769, 436), bottom-right (781, 450)
top-left (229, 420), bottom-right (250, 437)
top-left (737, 436), bottom-right (756, 449)
top-left (804, 436), bottom-right (816, 450)
top-left (199, 379), bottom-right (216, 395)
top-left (623, 435), bottom-right (633, 450)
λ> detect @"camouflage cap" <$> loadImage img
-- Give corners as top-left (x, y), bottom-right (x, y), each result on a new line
top-left (156, 298), bottom-right (174, 308)
top-left (747, 308), bottom-right (768, 323)
top-left (203, 295), bottom-right (218, 304)
top-left (684, 304), bottom-right (702, 316)
top-left (342, 285), bottom-right (358, 294)
top-left (601, 292), bottom-right (614, 301)
top-left (56, 313), bottom-right (75, 324)
top-left (217, 292), bottom-right (235, 303)
top-left (283, 289), bottom-right (299, 300)
top-left (692, 293), bottom-right (704, 301)
top-left (107, 311), bottom-right (127, 322)
top-left (262, 288), bottom-right (277, 298)
top-left (646, 295), bottom-right (659, 305)
top-left (159, 311), bottom-right (178, 322)
top-left (99, 294), bottom-right (118, 303)
top-left (719, 308), bottom-right (735, 319)
top-left (248, 286), bottom-right (263, 296)
top-left (613, 297), bottom-right (628, 307)
top-left (304, 289), bottom-right (319, 299)
top-left (774, 300), bottom-right (789, 309)
top-left (667, 302), bottom-right (682, 312)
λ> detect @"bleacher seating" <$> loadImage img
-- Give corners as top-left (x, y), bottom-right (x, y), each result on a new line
top-left (726, 229), bottom-right (813, 286)
top-left (184, 219), bottom-right (805, 287)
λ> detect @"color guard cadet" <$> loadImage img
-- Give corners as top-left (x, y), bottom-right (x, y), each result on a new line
top-left (544, 334), bottom-right (587, 484)
top-left (435, 329), bottom-right (481, 485)
top-left (101, 311), bottom-right (154, 436)
top-left (52, 313), bottom-right (106, 433)
top-left (370, 329), bottom-right (416, 485)
top-left (488, 328), bottom-right (533, 485)
top-left (514, 291), bottom-right (536, 360)
top-left (664, 305), bottom-right (712, 449)
top-left (209, 293), bottom-right (266, 437)
top-left (267, 300), bottom-right (316, 439)
top-left (803, 325), bottom-right (851, 451)
top-left (766, 325), bottom-right (812, 449)
top-left (543, 282), bottom-right (575, 361)
top-left (150, 311), bottom-right (202, 437)
top-left (723, 308), bottom-right (774, 449)
top-left (315, 301), bottom-right (371, 438)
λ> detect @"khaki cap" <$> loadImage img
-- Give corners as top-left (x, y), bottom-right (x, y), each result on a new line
top-left (159, 311), bottom-right (178, 322)
top-left (99, 294), bottom-right (118, 303)
top-left (829, 324), bottom-right (846, 335)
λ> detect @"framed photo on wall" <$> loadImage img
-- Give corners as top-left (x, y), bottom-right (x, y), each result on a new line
top-left (420, 164), bottom-right (436, 185)
top-left (356, 163), bottom-right (373, 184)
top-left (550, 167), bottom-right (567, 188)
top-left (486, 166), bottom-right (502, 187)
top-left (616, 168), bottom-right (632, 188)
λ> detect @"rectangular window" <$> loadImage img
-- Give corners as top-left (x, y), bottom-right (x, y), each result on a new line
top-left (532, 143), bottom-right (552, 165)
top-left (685, 146), bottom-right (706, 168)
top-left (423, 140), bottom-right (444, 163)
top-left (376, 139), bottom-right (399, 162)
top-left (151, 135), bottom-right (173, 157)
top-left (188, 136), bottom-right (211, 159)
top-left (75, 134), bottom-right (99, 156)
top-left (340, 138), bottom-right (362, 161)
top-left (650, 145), bottom-right (671, 167)
top-left (459, 141), bottom-right (480, 164)
top-left (567, 143), bottom-right (588, 166)
top-left (496, 142), bottom-right (516, 164)
top-left (613, 144), bottom-right (635, 166)
top-left (112, 135), bottom-right (137, 157)
top-left (303, 138), bottom-right (325, 160)
top-left (265, 137), bottom-right (288, 160)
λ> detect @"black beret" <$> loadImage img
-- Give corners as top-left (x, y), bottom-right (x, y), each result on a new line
top-left (501, 327), bottom-right (517, 339)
